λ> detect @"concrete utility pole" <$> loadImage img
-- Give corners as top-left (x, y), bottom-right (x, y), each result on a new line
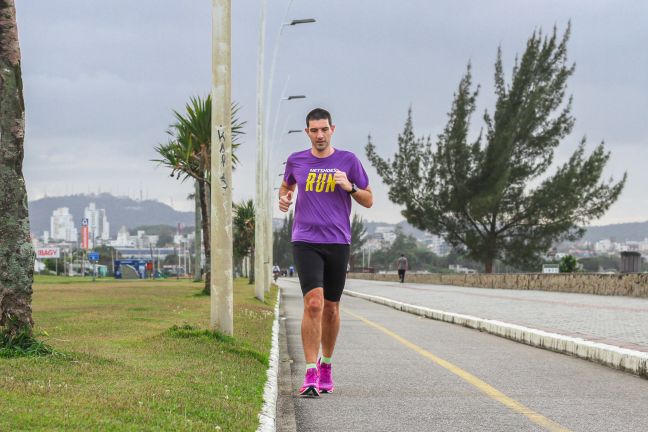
top-left (265, 144), bottom-right (272, 292)
top-left (210, 0), bottom-right (233, 335)
top-left (254, 0), bottom-right (267, 301)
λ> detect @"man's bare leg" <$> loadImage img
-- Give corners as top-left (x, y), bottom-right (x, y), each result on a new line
top-left (301, 288), bottom-right (324, 364)
top-left (321, 299), bottom-right (340, 358)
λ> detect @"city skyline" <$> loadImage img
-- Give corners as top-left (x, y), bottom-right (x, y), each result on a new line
top-left (36, 196), bottom-right (648, 268)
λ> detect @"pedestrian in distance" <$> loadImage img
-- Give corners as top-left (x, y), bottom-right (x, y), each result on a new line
top-left (279, 108), bottom-right (373, 397)
top-left (397, 253), bottom-right (408, 283)
top-left (289, 265), bottom-right (295, 277)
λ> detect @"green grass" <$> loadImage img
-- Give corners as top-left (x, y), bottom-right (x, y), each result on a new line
top-left (33, 274), bottom-right (117, 284)
top-left (0, 277), bottom-right (278, 431)
top-left (0, 326), bottom-right (61, 359)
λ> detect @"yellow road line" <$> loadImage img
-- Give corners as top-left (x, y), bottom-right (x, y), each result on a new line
top-left (343, 308), bottom-right (572, 432)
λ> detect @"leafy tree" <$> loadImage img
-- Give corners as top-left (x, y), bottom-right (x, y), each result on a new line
top-left (559, 255), bottom-right (578, 273)
top-left (370, 228), bottom-right (420, 270)
top-left (350, 214), bottom-right (367, 270)
top-left (366, 25), bottom-right (626, 273)
top-left (94, 245), bottom-right (119, 274)
top-left (42, 259), bottom-right (57, 274)
top-left (273, 211), bottom-right (294, 270)
top-left (0, 0), bottom-right (35, 341)
top-left (233, 200), bottom-right (255, 284)
top-left (162, 252), bottom-right (179, 266)
top-left (153, 96), bottom-right (245, 294)
top-left (156, 232), bottom-right (174, 247)
top-left (366, 230), bottom-right (484, 273)
top-left (578, 255), bottom-right (620, 273)
top-left (130, 224), bottom-right (177, 246)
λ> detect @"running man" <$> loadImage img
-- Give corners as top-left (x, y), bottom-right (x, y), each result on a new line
top-left (278, 108), bottom-right (373, 396)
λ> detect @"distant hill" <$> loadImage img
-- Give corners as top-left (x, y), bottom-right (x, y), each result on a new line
top-left (271, 216), bottom-right (648, 244)
top-left (365, 219), bottom-right (648, 244)
top-left (580, 221), bottom-right (648, 243)
top-left (29, 193), bottom-right (194, 237)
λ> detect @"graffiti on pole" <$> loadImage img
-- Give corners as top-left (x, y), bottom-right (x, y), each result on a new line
top-left (217, 124), bottom-right (228, 190)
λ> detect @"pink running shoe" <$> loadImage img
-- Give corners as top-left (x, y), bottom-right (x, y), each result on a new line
top-left (317, 359), bottom-right (334, 393)
top-left (299, 367), bottom-right (319, 397)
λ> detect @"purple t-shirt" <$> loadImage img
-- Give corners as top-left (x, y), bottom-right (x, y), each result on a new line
top-left (283, 148), bottom-right (369, 244)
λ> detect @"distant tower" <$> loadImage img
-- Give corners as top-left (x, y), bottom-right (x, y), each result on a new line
top-left (50, 207), bottom-right (78, 241)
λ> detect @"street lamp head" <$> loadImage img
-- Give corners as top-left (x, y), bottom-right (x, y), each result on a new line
top-left (284, 95), bottom-right (306, 100)
top-left (289, 18), bottom-right (316, 26)
top-left (287, 129), bottom-right (302, 134)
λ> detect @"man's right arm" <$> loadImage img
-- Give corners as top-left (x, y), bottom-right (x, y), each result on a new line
top-left (278, 180), bottom-right (295, 199)
top-left (278, 181), bottom-right (296, 212)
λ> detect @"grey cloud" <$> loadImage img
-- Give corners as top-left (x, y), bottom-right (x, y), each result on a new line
top-left (16, 0), bottom-right (648, 225)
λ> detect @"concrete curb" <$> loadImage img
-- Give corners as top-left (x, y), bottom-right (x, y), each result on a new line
top-left (276, 288), bottom-right (297, 432)
top-left (345, 289), bottom-right (648, 379)
top-left (257, 289), bottom-right (281, 432)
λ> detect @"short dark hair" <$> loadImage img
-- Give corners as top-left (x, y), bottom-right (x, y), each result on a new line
top-left (306, 108), bottom-right (332, 127)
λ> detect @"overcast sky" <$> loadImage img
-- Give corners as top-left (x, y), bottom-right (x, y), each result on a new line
top-left (17, 0), bottom-right (648, 225)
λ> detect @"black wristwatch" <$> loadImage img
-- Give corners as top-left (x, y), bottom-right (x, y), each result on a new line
top-left (348, 183), bottom-right (357, 194)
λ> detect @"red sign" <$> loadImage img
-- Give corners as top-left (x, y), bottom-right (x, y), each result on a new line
top-left (81, 225), bottom-right (89, 250)
top-left (36, 247), bottom-right (60, 259)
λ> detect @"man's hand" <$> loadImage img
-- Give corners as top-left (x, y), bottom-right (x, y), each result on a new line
top-left (333, 170), bottom-right (353, 192)
top-left (279, 190), bottom-right (293, 212)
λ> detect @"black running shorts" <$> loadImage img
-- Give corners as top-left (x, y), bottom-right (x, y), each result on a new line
top-left (292, 241), bottom-right (350, 302)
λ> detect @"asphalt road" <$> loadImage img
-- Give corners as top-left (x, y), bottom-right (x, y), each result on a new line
top-left (277, 278), bottom-right (648, 432)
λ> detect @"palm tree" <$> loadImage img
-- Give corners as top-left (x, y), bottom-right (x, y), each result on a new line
top-left (0, 0), bottom-right (36, 340)
top-left (186, 186), bottom-right (202, 282)
top-left (233, 200), bottom-right (255, 284)
top-left (190, 182), bottom-right (202, 282)
top-left (153, 96), bottom-right (245, 294)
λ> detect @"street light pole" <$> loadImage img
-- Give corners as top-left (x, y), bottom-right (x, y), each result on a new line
top-left (210, 0), bottom-right (233, 335)
top-left (255, 0), bottom-right (267, 301)
top-left (258, 0), bottom-right (316, 294)
top-left (265, 129), bottom-right (273, 291)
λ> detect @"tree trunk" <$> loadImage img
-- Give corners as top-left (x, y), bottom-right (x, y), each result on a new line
top-left (0, 0), bottom-right (35, 338)
top-left (193, 180), bottom-right (202, 282)
top-left (484, 259), bottom-right (493, 274)
top-left (248, 249), bottom-right (255, 285)
top-left (198, 179), bottom-right (211, 295)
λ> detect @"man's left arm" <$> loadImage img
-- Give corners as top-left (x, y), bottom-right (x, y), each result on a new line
top-left (351, 185), bottom-right (373, 208)
top-left (333, 170), bottom-right (373, 208)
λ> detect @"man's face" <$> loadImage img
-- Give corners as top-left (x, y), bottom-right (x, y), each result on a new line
top-left (305, 118), bottom-right (335, 152)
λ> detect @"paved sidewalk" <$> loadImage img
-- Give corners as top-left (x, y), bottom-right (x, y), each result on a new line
top-left (344, 278), bottom-right (648, 352)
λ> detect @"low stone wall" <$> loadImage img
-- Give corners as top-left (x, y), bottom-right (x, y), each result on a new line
top-left (347, 272), bottom-right (648, 298)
